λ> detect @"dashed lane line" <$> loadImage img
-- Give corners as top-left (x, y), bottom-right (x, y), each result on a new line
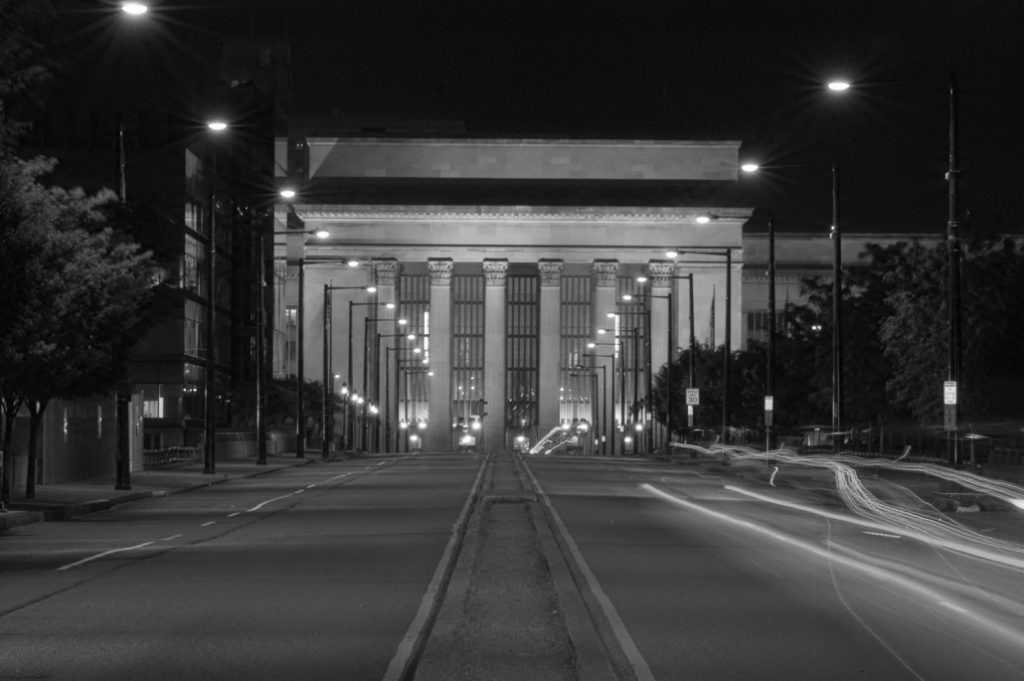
top-left (57, 541), bottom-right (156, 571)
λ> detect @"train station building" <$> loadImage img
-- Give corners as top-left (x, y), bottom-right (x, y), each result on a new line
top-left (272, 135), bottom-right (754, 453)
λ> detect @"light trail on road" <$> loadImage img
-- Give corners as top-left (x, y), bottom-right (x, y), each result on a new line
top-left (669, 443), bottom-right (1024, 569)
top-left (643, 483), bottom-right (1024, 670)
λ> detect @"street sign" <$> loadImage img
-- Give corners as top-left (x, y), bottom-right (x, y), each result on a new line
top-left (944, 404), bottom-right (957, 431)
top-left (686, 388), bottom-right (700, 406)
top-left (943, 381), bottom-right (957, 405)
top-left (764, 395), bottom-right (774, 411)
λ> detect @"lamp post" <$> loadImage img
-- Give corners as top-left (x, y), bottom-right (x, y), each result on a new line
top-left (347, 300), bottom-right (378, 450)
top-left (825, 74), bottom-right (962, 462)
top-left (831, 161), bottom-right (843, 453)
top-left (946, 73), bottom-right (962, 466)
top-left (202, 120), bottom-right (229, 475)
top-left (671, 248), bottom-right (736, 443)
top-left (627, 288), bottom-right (678, 449)
top-left (322, 281), bottom-right (375, 458)
top-left (264, 207), bottom-right (329, 460)
top-left (376, 329), bottom-right (414, 452)
top-left (362, 315), bottom-right (394, 451)
top-left (766, 213), bottom-right (777, 450)
top-left (569, 370), bottom-right (600, 455)
top-left (586, 339), bottom-right (622, 455)
top-left (577, 359), bottom-right (608, 455)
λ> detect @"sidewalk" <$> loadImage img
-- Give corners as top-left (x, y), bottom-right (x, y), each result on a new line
top-left (0, 453), bottom-right (321, 533)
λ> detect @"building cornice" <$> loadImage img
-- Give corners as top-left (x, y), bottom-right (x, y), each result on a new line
top-left (295, 204), bottom-right (751, 224)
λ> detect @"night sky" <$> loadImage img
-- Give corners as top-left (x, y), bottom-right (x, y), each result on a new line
top-left (71, 1), bottom-right (1024, 232)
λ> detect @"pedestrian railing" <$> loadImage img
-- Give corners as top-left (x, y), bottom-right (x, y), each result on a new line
top-left (143, 446), bottom-right (201, 469)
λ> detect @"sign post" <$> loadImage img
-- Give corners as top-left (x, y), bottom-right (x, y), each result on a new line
top-left (685, 388), bottom-right (700, 428)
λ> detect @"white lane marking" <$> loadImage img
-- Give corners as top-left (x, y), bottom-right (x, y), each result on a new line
top-left (245, 491), bottom-right (300, 513)
top-left (376, 461), bottom-right (387, 466)
top-left (306, 484), bottom-right (317, 489)
top-left (524, 463), bottom-right (657, 681)
top-left (381, 455), bottom-right (490, 681)
top-left (864, 531), bottom-right (903, 540)
top-left (161, 534), bottom-right (182, 542)
top-left (327, 472), bottom-right (354, 482)
top-left (57, 541), bottom-right (155, 571)
top-left (823, 521), bottom-right (927, 681)
top-left (227, 512), bottom-right (241, 518)
top-left (200, 521), bottom-right (216, 527)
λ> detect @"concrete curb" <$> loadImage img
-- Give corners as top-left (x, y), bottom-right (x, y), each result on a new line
top-left (528, 501), bottom-right (620, 681)
top-left (515, 455), bottom-right (627, 681)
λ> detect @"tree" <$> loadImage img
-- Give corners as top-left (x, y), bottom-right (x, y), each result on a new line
top-left (0, 0), bottom-right (53, 152)
top-left (881, 237), bottom-right (1024, 423)
top-left (0, 156), bottom-right (155, 500)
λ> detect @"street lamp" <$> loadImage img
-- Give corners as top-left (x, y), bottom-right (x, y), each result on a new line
top-left (347, 300), bottom-right (379, 449)
top-left (634, 271), bottom-right (697, 443)
top-left (362, 314), bottom-right (396, 451)
top-left (387, 345), bottom-right (424, 453)
top-left (669, 248), bottom-right (737, 443)
top-left (202, 119), bottom-right (230, 475)
top-left (585, 340), bottom-right (622, 456)
top-left (569, 369), bottom-right (601, 455)
top-left (121, 2), bottom-right (148, 15)
top-left (322, 280), bottom-right (375, 458)
top-left (604, 308), bottom-right (647, 454)
top-left (376, 329), bottom-right (414, 452)
top-left (269, 188), bottom-right (329, 460)
top-left (829, 74), bottom-right (962, 462)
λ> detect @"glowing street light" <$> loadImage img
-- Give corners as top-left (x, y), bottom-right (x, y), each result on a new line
top-left (121, 2), bottom-right (148, 15)
top-left (827, 79), bottom-right (852, 92)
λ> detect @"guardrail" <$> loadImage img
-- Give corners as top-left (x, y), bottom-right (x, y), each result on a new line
top-left (143, 446), bottom-right (201, 469)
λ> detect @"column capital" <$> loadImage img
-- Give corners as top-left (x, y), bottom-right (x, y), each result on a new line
top-left (373, 258), bottom-right (399, 286)
top-left (483, 259), bottom-right (509, 287)
top-left (592, 259), bottom-right (619, 287)
top-left (648, 260), bottom-right (675, 288)
top-left (428, 258), bottom-right (454, 285)
top-left (538, 259), bottom-right (563, 287)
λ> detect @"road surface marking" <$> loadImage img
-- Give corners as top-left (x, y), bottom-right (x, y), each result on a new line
top-left (524, 463), bottom-right (657, 681)
top-left (863, 530), bottom-right (902, 539)
top-left (246, 491), bottom-right (301, 513)
top-left (306, 483), bottom-right (317, 489)
top-left (227, 512), bottom-right (241, 518)
top-left (57, 541), bottom-right (155, 571)
top-left (381, 454), bottom-right (489, 681)
top-left (161, 534), bottom-right (182, 542)
top-left (200, 521), bottom-right (216, 527)
top-left (327, 472), bottom-right (354, 482)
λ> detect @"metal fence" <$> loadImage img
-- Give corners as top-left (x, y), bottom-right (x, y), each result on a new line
top-left (143, 446), bottom-right (201, 469)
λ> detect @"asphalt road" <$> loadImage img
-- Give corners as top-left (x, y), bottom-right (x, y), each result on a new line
top-left (5, 451), bottom-right (1024, 680)
top-left (523, 455), bottom-right (1024, 681)
top-left (0, 452), bottom-right (485, 681)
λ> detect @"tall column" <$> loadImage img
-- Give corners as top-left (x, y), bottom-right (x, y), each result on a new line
top-left (648, 260), bottom-right (674, 448)
top-left (374, 258), bottom-right (398, 452)
top-left (537, 259), bottom-right (563, 438)
top-left (427, 258), bottom-right (453, 452)
top-left (592, 260), bottom-right (618, 455)
top-left (483, 259), bottom-right (508, 453)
